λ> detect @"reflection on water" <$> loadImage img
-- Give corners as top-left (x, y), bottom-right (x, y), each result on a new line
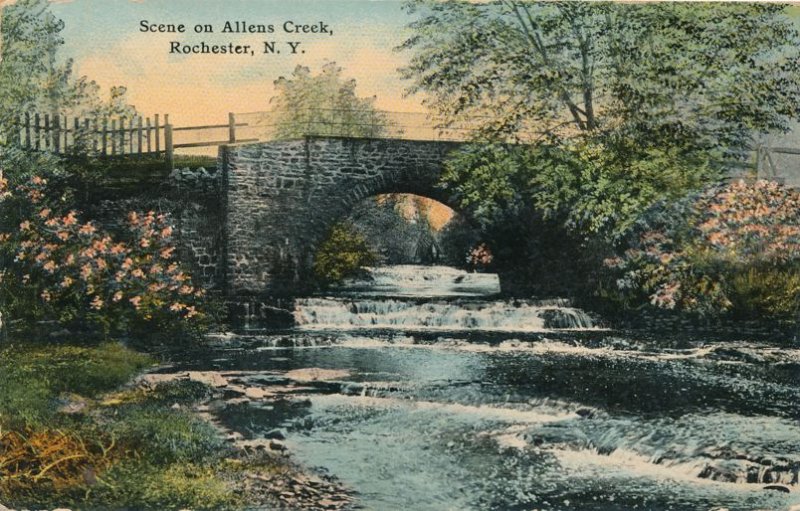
top-left (173, 265), bottom-right (800, 511)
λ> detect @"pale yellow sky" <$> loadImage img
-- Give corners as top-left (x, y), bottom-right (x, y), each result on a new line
top-left (47, 0), bottom-right (427, 126)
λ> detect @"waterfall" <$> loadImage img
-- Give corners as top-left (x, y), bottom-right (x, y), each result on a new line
top-left (295, 265), bottom-right (596, 332)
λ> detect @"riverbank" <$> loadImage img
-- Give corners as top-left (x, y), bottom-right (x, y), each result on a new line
top-left (0, 341), bottom-right (356, 511)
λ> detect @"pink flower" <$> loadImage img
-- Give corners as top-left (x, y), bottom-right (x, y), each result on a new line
top-left (112, 291), bottom-right (123, 302)
top-left (90, 296), bottom-right (104, 310)
top-left (129, 296), bottom-right (142, 309)
top-left (62, 211), bottom-right (78, 226)
top-left (79, 224), bottom-right (97, 236)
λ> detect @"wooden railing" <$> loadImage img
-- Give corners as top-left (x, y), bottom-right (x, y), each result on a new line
top-left (14, 112), bottom-right (257, 167)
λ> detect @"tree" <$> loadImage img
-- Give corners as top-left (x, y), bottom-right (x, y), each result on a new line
top-left (401, 1), bottom-right (800, 252)
top-left (269, 62), bottom-right (390, 139)
top-left (400, 1), bottom-right (800, 152)
top-left (0, 0), bottom-right (136, 160)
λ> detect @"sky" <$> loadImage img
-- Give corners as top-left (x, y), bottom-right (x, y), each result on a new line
top-left (47, 0), bottom-right (425, 126)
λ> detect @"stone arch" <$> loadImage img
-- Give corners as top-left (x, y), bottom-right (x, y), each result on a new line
top-left (219, 136), bottom-right (469, 296)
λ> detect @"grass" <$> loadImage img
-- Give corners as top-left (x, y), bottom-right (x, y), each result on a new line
top-left (0, 341), bottom-right (244, 510)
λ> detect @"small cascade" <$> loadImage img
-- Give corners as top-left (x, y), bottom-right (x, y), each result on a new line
top-left (337, 265), bottom-right (501, 297)
top-left (295, 297), bottom-right (596, 332)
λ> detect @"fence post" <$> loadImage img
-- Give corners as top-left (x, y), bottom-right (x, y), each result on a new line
top-left (44, 114), bottom-right (53, 150)
top-left (137, 116), bottom-right (143, 157)
top-left (155, 114), bottom-right (161, 153)
top-left (228, 112), bottom-right (236, 143)
top-left (111, 119), bottom-right (117, 156)
top-left (52, 114), bottom-right (60, 153)
top-left (35, 113), bottom-right (41, 150)
top-left (165, 122), bottom-right (174, 170)
top-left (24, 113), bottom-right (31, 149)
top-left (146, 117), bottom-right (152, 154)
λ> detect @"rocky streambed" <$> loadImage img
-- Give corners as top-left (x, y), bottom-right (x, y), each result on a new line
top-left (136, 368), bottom-right (359, 511)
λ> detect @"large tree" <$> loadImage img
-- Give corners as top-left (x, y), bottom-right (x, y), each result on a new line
top-left (269, 62), bottom-right (390, 139)
top-left (400, 1), bottom-right (800, 152)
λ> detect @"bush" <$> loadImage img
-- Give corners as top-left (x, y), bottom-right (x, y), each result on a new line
top-left (313, 222), bottom-right (377, 285)
top-left (608, 180), bottom-right (800, 319)
top-left (0, 174), bottom-right (211, 339)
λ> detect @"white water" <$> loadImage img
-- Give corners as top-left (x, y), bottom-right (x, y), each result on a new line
top-left (192, 265), bottom-right (800, 510)
top-left (295, 297), bottom-right (598, 332)
top-left (296, 265), bottom-right (596, 332)
top-left (337, 265), bottom-right (501, 297)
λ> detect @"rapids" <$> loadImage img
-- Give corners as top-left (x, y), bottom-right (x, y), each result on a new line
top-left (169, 265), bottom-right (800, 510)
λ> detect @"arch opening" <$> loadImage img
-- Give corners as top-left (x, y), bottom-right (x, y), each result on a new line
top-left (312, 193), bottom-right (501, 297)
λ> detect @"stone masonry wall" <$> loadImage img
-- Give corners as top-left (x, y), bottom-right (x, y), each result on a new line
top-left (221, 137), bottom-right (462, 296)
top-left (86, 165), bottom-right (226, 292)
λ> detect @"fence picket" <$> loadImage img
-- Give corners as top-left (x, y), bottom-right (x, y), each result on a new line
top-left (44, 114), bottom-right (51, 150)
top-left (137, 117), bottom-right (143, 157)
top-left (111, 119), bottom-right (117, 156)
top-left (35, 113), bottom-right (41, 150)
top-left (155, 114), bottom-right (160, 153)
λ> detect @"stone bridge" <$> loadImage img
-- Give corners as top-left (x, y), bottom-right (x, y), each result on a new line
top-left (218, 136), bottom-right (466, 297)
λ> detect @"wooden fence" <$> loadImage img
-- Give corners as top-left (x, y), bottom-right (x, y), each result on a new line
top-left (14, 112), bottom-right (257, 167)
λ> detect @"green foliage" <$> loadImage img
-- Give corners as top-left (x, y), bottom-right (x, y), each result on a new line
top-left (107, 405), bottom-right (224, 465)
top-left (0, 342), bottom-right (152, 429)
top-left (0, 174), bottom-right (211, 339)
top-left (0, 342), bottom-right (253, 511)
top-left (94, 462), bottom-right (240, 511)
top-left (313, 223), bottom-right (377, 285)
top-left (530, 141), bottom-right (718, 240)
top-left (443, 141), bottom-right (716, 242)
top-left (0, 0), bottom-right (136, 146)
top-left (270, 62), bottom-right (390, 139)
top-left (727, 266), bottom-right (800, 320)
top-left (147, 379), bottom-right (215, 405)
top-left (608, 180), bottom-right (800, 318)
top-left (401, 1), bottom-right (800, 152)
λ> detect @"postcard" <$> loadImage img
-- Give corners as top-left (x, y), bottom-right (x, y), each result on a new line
top-left (1, 1), bottom-right (799, 510)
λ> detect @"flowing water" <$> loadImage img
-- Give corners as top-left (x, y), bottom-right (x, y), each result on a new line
top-left (169, 265), bottom-right (800, 511)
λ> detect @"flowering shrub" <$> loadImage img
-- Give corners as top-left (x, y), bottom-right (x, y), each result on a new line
top-left (0, 173), bottom-right (209, 337)
top-left (608, 180), bottom-right (800, 318)
top-left (467, 243), bottom-right (494, 272)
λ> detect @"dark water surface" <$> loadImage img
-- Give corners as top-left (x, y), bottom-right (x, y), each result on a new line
top-left (168, 266), bottom-right (800, 511)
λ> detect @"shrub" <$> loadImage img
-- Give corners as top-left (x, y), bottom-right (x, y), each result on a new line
top-left (0, 173), bottom-right (210, 338)
top-left (608, 180), bottom-right (800, 318)
top-left (313, 222), bottom-right (377, 285)
top-left (148, 379), bottom-right (214, 405)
